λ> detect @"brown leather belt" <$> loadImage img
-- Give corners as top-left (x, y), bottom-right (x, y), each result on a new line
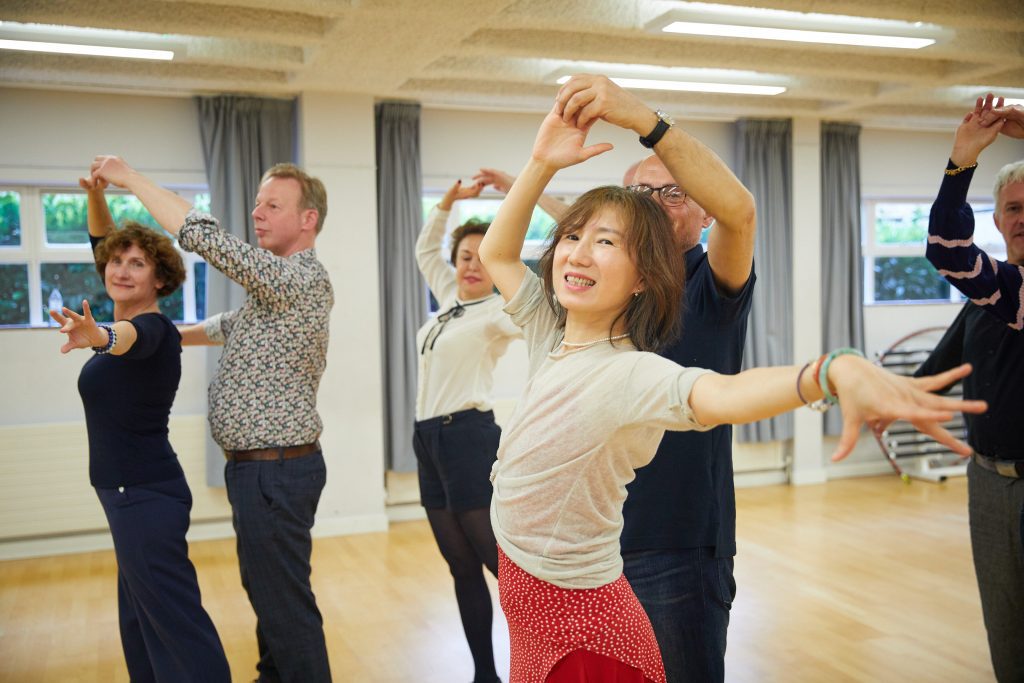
top-left (224, 441), bottom-right (321, 462)
top-left (973, 452), bottom-right (1024, 479)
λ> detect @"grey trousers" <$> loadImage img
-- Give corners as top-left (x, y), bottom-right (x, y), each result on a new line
top-left (968, 459), bottom-right (1024, 683)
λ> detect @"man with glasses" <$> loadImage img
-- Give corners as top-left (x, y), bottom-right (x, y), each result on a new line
top-left (476, 75), bottom-right (756, 682)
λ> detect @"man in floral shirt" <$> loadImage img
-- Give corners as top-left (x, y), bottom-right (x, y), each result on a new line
top-left (91, 156), bottom-right (334, 683)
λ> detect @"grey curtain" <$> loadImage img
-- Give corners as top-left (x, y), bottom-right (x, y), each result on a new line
top-left (375, 101), bottom-right (426, 472)
top-left (195, 95), bottom-right (297, 484)
top-left (735, 119), bottom-right (794, 442)
top-left (820, 122), bottom-right (865, 435)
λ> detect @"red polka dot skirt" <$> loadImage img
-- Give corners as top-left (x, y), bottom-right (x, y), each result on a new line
top-left (498, 546), bottom-right (666, 683)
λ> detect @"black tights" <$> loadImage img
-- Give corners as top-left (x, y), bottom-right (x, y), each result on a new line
top-left (426, 506), bottom-right (500, 683)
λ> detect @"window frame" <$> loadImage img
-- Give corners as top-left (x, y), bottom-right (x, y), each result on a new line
top-left (0, 184), bottom-right (209, 328)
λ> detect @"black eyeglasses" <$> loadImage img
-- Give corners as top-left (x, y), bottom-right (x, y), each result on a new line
top-left (420, 298), bottom-right (493, 354)
top-left (627, 184), bottom-right (687, 207)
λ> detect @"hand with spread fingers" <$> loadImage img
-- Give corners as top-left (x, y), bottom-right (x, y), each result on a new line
top-left (828, 358), bottom-right (986, 461)
top-left (49, 300), bottom-right (109, 354)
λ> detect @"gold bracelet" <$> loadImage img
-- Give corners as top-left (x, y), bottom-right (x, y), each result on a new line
top-left (944, 162), bottom-right (978, 176)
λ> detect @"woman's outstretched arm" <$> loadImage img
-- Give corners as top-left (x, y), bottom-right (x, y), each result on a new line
top-left (689, 355), bottom-right (985, 461)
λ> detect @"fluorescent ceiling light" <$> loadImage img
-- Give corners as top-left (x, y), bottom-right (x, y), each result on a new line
top-left (662, 21), bottom-right (933, 49)
top-left (556, 75), bottom-right (784, 96)
top-left (0, 38), bottom-right (173, 60)
top-left (0, 22), bottom-right (175, 60)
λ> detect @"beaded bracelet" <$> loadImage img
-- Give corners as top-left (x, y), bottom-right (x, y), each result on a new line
top-left (92, 323), bottom-right (117, 354)
top-left (796, 355), bottom-right (831, 412)
top-left (817, 347), bottom-right (865, 405)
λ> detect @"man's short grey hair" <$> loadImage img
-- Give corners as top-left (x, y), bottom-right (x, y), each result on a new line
top-left (994, 160), bottom-right (1024, 214)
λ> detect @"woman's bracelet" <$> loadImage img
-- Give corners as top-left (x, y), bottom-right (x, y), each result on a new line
top-left (92, 323), bottom-right (117, 354)
top-left (797, 354), bottom-right (831, 412)
top-left (817, 347), bottom-right (865, 405)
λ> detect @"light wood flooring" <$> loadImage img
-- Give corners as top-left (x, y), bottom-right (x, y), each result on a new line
top-left (0, 475), bottom-right (992, 682)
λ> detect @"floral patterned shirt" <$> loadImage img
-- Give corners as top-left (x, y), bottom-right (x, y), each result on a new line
top-left (178, 211), bottom-right (334, 450)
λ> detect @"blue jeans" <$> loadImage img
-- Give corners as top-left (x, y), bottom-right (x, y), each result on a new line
top-left (225, 450), bottom-right (331, 683)
top-left (622, 548), bottom-right (735, 683)
top-left (967, 459), bottom-right (1024, 682)
top-left (96, 476), bottom-right (230, 683)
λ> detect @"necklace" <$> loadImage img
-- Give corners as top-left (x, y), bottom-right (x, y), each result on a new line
top-left (557, 333), bottom-right (630, 350)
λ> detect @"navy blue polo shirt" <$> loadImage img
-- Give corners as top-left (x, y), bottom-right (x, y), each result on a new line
top-left (620, 244), bottom-right (755, 558)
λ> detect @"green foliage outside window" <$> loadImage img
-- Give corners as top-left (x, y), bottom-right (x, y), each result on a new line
top-left (0, 264), bottom-right (30, 325)
top-left (0, 191), bottom-right (21, 247)
top-left (874, 203), bottom-right (929, 245)
top-left (873, 257), bottom-right (950, 302)
top-left (44, 193), bottom-right (164, 245)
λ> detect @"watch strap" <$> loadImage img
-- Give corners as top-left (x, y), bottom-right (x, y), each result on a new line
top-left (639, 116), bottom-right (670, 148)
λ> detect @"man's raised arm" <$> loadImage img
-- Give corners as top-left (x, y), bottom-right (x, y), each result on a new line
top-left (555, 75), bottom-right (756, 294)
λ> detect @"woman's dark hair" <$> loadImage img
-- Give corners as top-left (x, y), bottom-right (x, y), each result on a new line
top-left (94, 221), bottom-right (186, 298)
top-left (449, 218), bottom-right (490, 264)
top-left (537, 186), bottom-right (685, 352)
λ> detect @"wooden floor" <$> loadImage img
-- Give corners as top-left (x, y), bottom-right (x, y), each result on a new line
top-left (0, 475), bottom-right (992, 682)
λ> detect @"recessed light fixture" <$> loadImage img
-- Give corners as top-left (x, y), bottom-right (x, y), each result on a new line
top-left (661, 21), bottom-right (934, 49)
top-left (556, 75), bottom-right (784, 96)
top-left (0, 38), bottom-right (174, 60)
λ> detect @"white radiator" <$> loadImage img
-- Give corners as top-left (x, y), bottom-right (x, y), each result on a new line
top-left (0, 415), bottom-right (231, 542)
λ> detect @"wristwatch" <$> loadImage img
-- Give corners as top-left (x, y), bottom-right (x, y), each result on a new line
top-left (639, 110), bottom-right (674, 148)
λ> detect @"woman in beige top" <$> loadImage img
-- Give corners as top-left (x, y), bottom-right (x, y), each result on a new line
top-left (414, 179), bottom-right (522, 683)
top-left (477, 78), bottom-right (988, 683)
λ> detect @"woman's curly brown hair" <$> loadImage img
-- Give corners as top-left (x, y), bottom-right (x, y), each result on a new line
top-left (93, 221), bottom-right (186, 298)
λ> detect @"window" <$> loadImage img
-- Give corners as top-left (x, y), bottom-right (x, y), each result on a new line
top-left (0, 186), bottom-right (210, 327)
top-left (862, 198), bottom-right (1002, 304)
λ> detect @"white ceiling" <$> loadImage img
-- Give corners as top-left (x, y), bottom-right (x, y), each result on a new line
top-left (2, 0), bottom-right (1023, 129)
